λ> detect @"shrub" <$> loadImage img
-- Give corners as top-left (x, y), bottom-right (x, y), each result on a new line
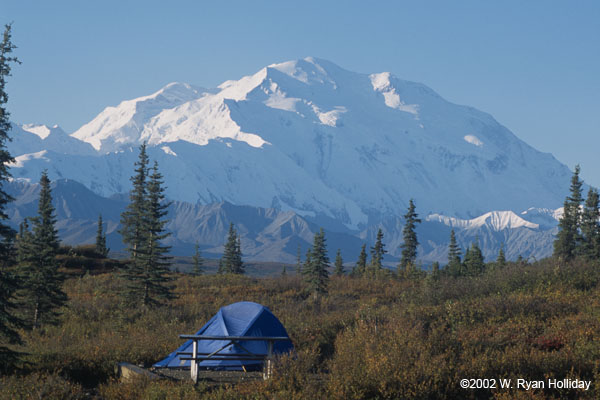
top-left (0, 372), bottom-right (85, 400)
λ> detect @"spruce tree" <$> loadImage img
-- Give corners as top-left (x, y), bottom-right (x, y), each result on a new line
top-left (192, 242), bottom-right (204, 275)
top-left (430, 261), bottom-right (440, 281)
top-left (334, 249), bottom-right (344, 276)
top-left (0, 23), bottom-right (18, 265)
top-left (496, 244), bottom-right (506, 268)
top-left (553, 165), bottom-right (583, 261)
top-left (0, 263), bottom-right (20, 369)
top-left (95, 214), bottom-right (108, 257)
top-left (302, 228), bottom-right (329, 297)
top-left (234, 236), bottom-right (244, 274)
top-left (221, 223), bottom-right (236, 273)
top-left (120, 144), bottom-right (150, 304)
top-left (463, 241), bottom-right (485, 276)
top-left (302, 247), bottom-right (312, 275)
top-left (0, 23), bottom-right (21, 368)
top-left (120, 147), bottom-right (174, 307)
top-left (462, 246), bottom-right (471, 273)
top-left (568, 165), bottom-right (584, 211)
top-left (139, 162), bottom-right (174, 306)
top-left (120, 143), bottom-right (149, 266)
top-left (370, 228), bottom-right (386, 270)
top-left (20, 172), bottom-right (67, 329)
top-left (354, 243), bottom-right (367, 276)
top-left (0, 219), bottom-right (20, 369)
top-left (446, 229), bottom-right (462, 276)
top-left (221, 223), bottom-right (244, 274)
top-left (399, 199), bottom-right (421, 273)
top-left (580, 188), bottom-right (600, 260)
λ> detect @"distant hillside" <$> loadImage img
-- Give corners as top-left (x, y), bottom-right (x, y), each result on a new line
top-left (5, 179), bottom-right (559, 264)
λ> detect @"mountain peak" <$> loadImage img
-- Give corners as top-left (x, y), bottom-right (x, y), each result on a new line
top-left (151, 82), bottom-right (208, 102)
top-left (9, 123), bottom-right (97, 159)
top-left (12, 58), bottom-right (573, 226)
top-left (266, 57), bottom-right (340, 85)
top-left (21, 123), bottom-right (66, 139)
top-left (427, 210), bottom-right (540, 231)
top-left (70, 81), bottom-right (208, 152)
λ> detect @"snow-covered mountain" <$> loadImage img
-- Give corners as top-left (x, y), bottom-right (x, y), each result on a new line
top-left (9, 123), bottom-right (96, 156)
top-left (426, 211), bottom-right (540, 231)
top-left (71, 82), bottom-right (211, 152)
top-left (421, 210), bottom-right (560, 262)
top-left (7, 57), bottom-right (572, 238)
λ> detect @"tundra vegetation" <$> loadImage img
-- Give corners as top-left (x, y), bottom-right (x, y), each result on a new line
top-left (0, 256), bottom-right (599, 399)
top-left (1, 25), bottom-right (600, 400)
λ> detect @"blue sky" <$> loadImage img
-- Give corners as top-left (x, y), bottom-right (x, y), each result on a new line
top-left (2, 1), bottom-right (599, 185)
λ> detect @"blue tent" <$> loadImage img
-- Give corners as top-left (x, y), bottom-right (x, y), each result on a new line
top-left (153, 301), bottom-right (293, 370)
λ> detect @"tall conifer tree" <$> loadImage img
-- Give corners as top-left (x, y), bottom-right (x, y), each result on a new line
top-left (221, 223), bottom-right (244, 274)
top-left (120, 144), bottom-right (150, 304)
top-left (139, 162), bottom-right (174, 306)
top-left (354, 244), bottom-right (367, 276)
top-left (370, 228), bottom-right (386, 270)
top-left (0, 23), bottom-right (18, 265)
top-left (0, 23), bottom-right (21, 368)
top-left (463, 241), bottom-right (485, 276)
top-left (554, 165), bottom-right (583, 261)
top-left (334, 249), bottom-right (344, 276)
top-left (221, 223), bottom-right (236, 273)
top-left (0, 260), bottom-right (20, 369)
top-left (235, 236), bottom-right (244, 274)
top-left (192, 242), bottom-right (204, 275)
top-left (580, 188), bottom-right (600, 260)
top-left (429, 262), bottom-right (440, 282)
top-left (120, 143), bottom-right (149, 265)
top-left (20, 172), bottom-right (67, 329)
top-left (120, 147), bottom-right (174, 306)
top-left (95, 214), bottom-right (108, 257)
top-left (302, 228), bottom-right (329, 296)
top-left (496, 244), bottom-right (506, 268)
top-left (447, 229), bottom-right (462, 276)
top-left (302, 247), bottom-right (312, 276)
top-left (399, 199), bottom-right (421, 273)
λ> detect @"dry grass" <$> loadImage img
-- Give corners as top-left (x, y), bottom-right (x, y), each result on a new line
top-left (1, 258), bottom-right (600, 399)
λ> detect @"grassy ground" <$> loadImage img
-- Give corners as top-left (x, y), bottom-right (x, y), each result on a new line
top-left (1, 257), bottom-right (600, 399)
top-left (169, 256), bottom-right (297, 277)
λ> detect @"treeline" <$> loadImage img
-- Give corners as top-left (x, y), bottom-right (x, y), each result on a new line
top-left (297, 165), bottom-right (600, 298)
top-left (293, 198), bottom-right (509, 298)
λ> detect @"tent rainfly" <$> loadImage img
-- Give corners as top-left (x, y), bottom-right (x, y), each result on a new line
top-left (153, 301), bottom-right (293, 370)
